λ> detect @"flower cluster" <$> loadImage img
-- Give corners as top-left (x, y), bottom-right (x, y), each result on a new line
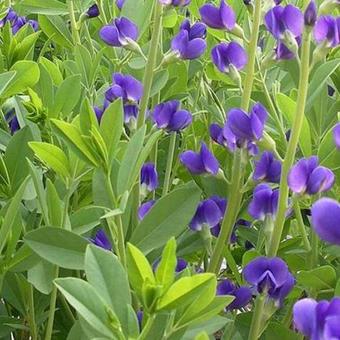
top-left (0, 8), bottom-right (38, 34)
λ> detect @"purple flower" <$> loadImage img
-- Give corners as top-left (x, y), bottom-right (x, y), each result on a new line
top-left (243, 256), bottom-right (294, 303)
top-left (288, 156), bottom-right (335, 195)
top-left (199, 0), bottom-right (236, 31)
top-left (216, 279), bottom-right (252, 310)
top-left (123, 104), bottom-right (139, 125)
top-left (90, 229), bottom-right (112, 250)
top-left (159, 0), bottom-right (191, 6)
top-left (153, 100), bottom-right (192, 132)
top-left (224, 102), bottom-right (268, 147)
top-left (275, 36), bottom-right (301, 60)
top-left (311, 198), bottom-right (340, 245)
top-left (137, 310), bottom-right (143, 330)
top-left (141, 163), bottom-right (158, 192)
top-left (248, 184), bottom-right (279, 221)
top-left (12, 16), bottom-right (27, 34)
top-left (0, 8), bottom-right (17, 28)
top-left (171, 20), bottom-right (207, 60)
top-left (189, 196), bottom-right (226, 231)
top-left (211, 42), bottom-right (247, 73)
top-left (5, 110), bottom-right (20, 134)
top-left (304, 0), bottom-right (317, 27)
top-left (294, 297), bottom-right (340, 339)
top-left (153, 257), bottom-right (188, 273)
top-left (138, 200), bottom-right (156, 220)
top-left (28, 19), bottom-right (39, 31)
top-left (314, 16), bottom-right (340, 47)
top-left (210, 123), bottom-right (229, 148)
top-left (180, 142), bottom-right (219, 176)
top-left (86, 4), bottom-right (100, 18)
top-left (116, 0), bottom-right (125, 9)
top-left (253, 151), bottom-right (281, 183)
top-left (94, 100), bottom-right (110, 123)
top-left (333, 123), bottom-right (340, 149)
top-left (99, 17), bottom-right (138, 47)
top-left (265, 5), bottom-right (303, 40)
top-left (210, 218), bottom-right (251, 242)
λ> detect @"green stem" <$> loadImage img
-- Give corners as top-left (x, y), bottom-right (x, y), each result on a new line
top-left (268, 29), bottom-right (312, 257)
top-left (162, 133), bottom-right (176, 196)
top-left (59, 293), bottom-right (75, 323)
top-left (28, 285), bottom-right (37, 340)
top-left (248, 294), bottom-right (266, 340)
top-left (293, 197), bottom-right (311, 252)
top-left (310, 230), bottom-right (319, 269)
top-left (115, 215), bottom-right (126, 268)
top-left (138, 314), bottom-right (155, 340)
top-left (68, 0), bottom-right (81, 45)
top-left (137, 3), bottom-right (163, 128)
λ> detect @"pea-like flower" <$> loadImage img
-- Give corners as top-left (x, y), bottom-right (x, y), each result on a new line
top-left (275, 38), bottom-right (301, 60)
top-left (100, 17), bottom-right (138, 47)
top-left (211, 42), bottom-right (247, 73)
top-left (243, 256), bottom-right (294, 304)
top-left (314, 16), bottom-right (340, 47)
top-left (138, 200), bottom-right (156, 220)
top-left (170, 20), bottom-right (207, 60)
top-left (216, 279), bottom-right (252, 310)
top-left (116, 0), bottom-right (125, 9)
top-left (288, 156), bottom-right (334, 195)
top-left (0, 9), bottom-right (38, 34)
top-left (86, 4), bottom-right (100, 18)
top-left (90, 229), bottom-right (112, 250)
top-left (311, 198), bottom-right (340, 246)
top-left (159, 0), bottom-right (191, 7)
top-left (333, 123), bottom-right (340, 149)
top-left (153, 100), bottom-right (192, 132)
top-left (304, 0), bottom-right (317, 27)
top-left (189, 196), bottom-right (226, 231)
top-left (199, 0), bottom-right (236, 31)
top-left (5, 109), bottom-right (20, 134)
top-left (248, 184), bottom-right (279, 221)
top-left (180, 142), bottom-right (219, 176)
top-left (294, 297), bottom-right (340, 340)
top-left (153, 258), bottom-right (188, 273)
top-left (253, 151), bottom-right (281, 183)
top-left (141, 163), bottom-right (159, 192)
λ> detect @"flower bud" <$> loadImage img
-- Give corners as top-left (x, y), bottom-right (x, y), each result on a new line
top-left (304, 0), bottom-right (317, 27)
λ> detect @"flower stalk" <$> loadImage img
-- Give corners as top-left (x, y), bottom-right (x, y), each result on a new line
top-left (248, 294), bottom-right (266, 340)
top-left (162, 133), bottom-right (177, 196)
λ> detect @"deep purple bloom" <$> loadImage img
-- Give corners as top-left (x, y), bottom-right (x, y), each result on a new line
top-left (189, 196), bottom-right (226, 231)
top-left (5, 110), bottom-right (20, 134)
top-left (137, 310), bottom-right (143, 330)
top-left (294, 297), bottom-right (340, 339)
top-left (28, 19), bottom-right (39, 31)
top-left (224, 102), bottom-right (268, 147)
top-left (100, 17), bottom-right (138, 47)
top-left (94, 100), bottom-right (110, 123)
top-left (311, 198), bottom-right (340, 245)
top-left (288, 156), bottom-right (335, 195)
top-left (159, 0), bottom-right (191, 6)
top-left (12, 16), bottom-right (27, 34)
top-left (0, 8), bottom-right (17, 28)
top-left (87, 4), bottom-right (100, 18)
top-left (180, 142), bottom-right (219, 176)
top-left (123, 104), bottom-right (139, 125)
top-left (211, 218), bottom-right (251, 242)
top-left (141, 163), bottom-right (158, 192)
top-left (243, 256), bottom-right (294, 302)
top-left (275, 37), bottom-right (301, 60)
top-left (211, 42), bottom-right (247, 73)
top-left (248, 184), bottom-right (279, 221)
top-left (138, 200), bottom-right (156, 220)
top-left (333, 123), bottom-right (340, 149)
top-left (314, 16), bottom-right (340, 47)
top-left (153, 100), bottom-right (192, 132)
top-left (216, 279), bottom-right (252, 310)
top-left (304, 0), bottom-right (317, 27)
top-left (171, 20), bottom-right (207, 60)
top-left (116, 0), bottom-right (125, 9)
top-left (199, 0), bottom-right (236, 30)
top-left (253, 151), bottom-right (281, 183)
top-left (90, 229), bottom-right (112, 250)
top-left (176, 258), bottom-right (188, 272)
top-left (210, 123), bottom-right (229, 148)
top-left (265, 5), bottom-right (303, 39)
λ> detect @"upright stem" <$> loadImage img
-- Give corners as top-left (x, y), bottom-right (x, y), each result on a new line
top-left (28, 285), bottom-right (37, 340)
top-left (207, 0), bottom-right (262, 274)
top-left (137, 3), bottom-right (163, 128)
top-left (139, 314), bottom-right (155, 340)
top-left (162, 133), bottom-right (176, 196)
top-left (268, 29), bottom-right (312, 257)
top-left (248, 294), bottom-right (266, 340)
top-left (292, 197), bottom-right (311, 252)
top-left (68, 0), bottom-right (81, 45)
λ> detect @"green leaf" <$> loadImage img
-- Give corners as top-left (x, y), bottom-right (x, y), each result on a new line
top-left (17, 0), bottom-right (68, 15)
top-left (126, 243), bottom-right (155, 297)
top-left (0, 71), bottom-right (16, 98)
top-left (297, 265), bottom-right (336, 291)
top-left (150, 70), bottom-right (169, 97)
top-left (24, 227), bottom-right (89, 269)
top-left (2, 61), bottom-right (40, 98)
top-left (55, 278), bottom-right (114, 338)
top-left (318, 128), bottom-right (340, 174)
top-left (46, 179), bottom-right (63, 227)
top-left (130, 181), bottom-right (201, 254)
top-left (29, 142), bottom-right (71, 179)
top-left (157, 273), bottom-right (216, 311)
top-left (276, 93), bottom-right (311, 156)
top-left (85, 245), bottom-right (131, 334)
top-left (39, 56), bottom-right (63, 85)
top-left (13, 31), bottom-right (41, 62)
top-left (27, 260), bottom-right (56, 294)
top-left (155, 237), bottom-right (177, 289)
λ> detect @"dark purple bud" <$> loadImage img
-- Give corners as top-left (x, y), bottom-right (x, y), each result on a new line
top-left (253, 151), bottom-right (281, 183)
top-left (274, 0), bottom-right (282, 4)
top-left (28, 20), bottom-right (39, 31)
top-left (199, 0), bottom-right (236, 30)
top-left (90, 229), bottom-right (112, 250)
top-left (333, 123), bottom-right (340, 149)
top-left (314, 16), bottom-right (340, 47)
top-left (138, 200), bottom-right (156, 220)
top-left (216, 279), bottom-right (252, 310)
top-left (137, 310), bottom-right (143, 330)
top-left (210, 123), bottom-right (229, 149)
top-left (328, 85), bottom-right (335, 97)
top-left (175, 258), bottom-right (188, 272)
top-left (211, 42), bottom-right (247, 73)
top-left (153, 100), bottom-right (192, 132)
top-left (12, 16), bottom-right (27, 34)
top-left (288, 156), bottom-right (334, 195)
top-left (243, 256), bottom-right (293, 301)
top-left (116, 0), bottom-right (125, 10)
top-left (0, 8), bottom-right (17, 28)
top-left (159, 0), bottom-right (191, 6)
top-left (99, 17), bottom-right (138, 47)
top-left (265, 5), bottom-right (303, 39)
top-left (311, 198), bottom-right (340, 245)
top-left (123, 104), bottom-right (139, 125)
top-left (87, 4), bottom-right (100, 18)
top-left (304, 1), bottom-right (317, 26)
top-left (180, 142), bottom-right (219, 176)
top-left (248, 184), bottom-right (279, 220)
top-left (180, 19), bottom-right (207, 39)
top-left (275, 38), bottom-right (300, 60)
top-left (141, 163), bottom-right (158, 192)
